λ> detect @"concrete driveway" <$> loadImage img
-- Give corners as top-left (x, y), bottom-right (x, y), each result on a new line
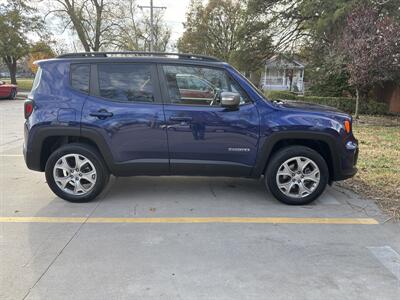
top-left (1, 100), bottom-right (399, 300)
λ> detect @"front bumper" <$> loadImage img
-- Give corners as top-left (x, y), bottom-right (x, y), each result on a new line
top-left (332, 138), bottom-right (358, 181)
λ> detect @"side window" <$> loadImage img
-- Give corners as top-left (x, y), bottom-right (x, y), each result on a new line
top-left (71, 64), bottom-right (90, 94)
top-left (31, 67), bottom-right (42, 91)
top-left (176, 76), bottom-right (189, 89)
top-left (98, 64), bottom-right (154, 103)
top-left (162, 65), bottom-right (250, 106)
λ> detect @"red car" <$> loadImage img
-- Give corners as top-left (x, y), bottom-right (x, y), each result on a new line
top-left (176, 74), bottom-right (216, 103)
top-left (0, 80), bottom-right (17, 99)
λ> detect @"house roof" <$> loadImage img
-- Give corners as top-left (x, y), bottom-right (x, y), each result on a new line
top-left (264, 54), bottom-right (304, 69)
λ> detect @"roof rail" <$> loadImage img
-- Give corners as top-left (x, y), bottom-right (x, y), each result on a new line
top-left (56, 51), bottom-right (221, 62)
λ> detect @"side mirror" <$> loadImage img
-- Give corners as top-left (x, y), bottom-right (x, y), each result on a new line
top-left (220, 92), bottom-right (240, 108)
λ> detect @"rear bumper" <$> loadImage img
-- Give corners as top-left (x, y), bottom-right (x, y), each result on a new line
top-left (23, 123), bottom-right (42, 172)
top-left (23, 145), bottom-right (41, 171)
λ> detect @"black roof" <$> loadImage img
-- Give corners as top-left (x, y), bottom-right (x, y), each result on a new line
top-left (57, 51), bottom-right (221, 62)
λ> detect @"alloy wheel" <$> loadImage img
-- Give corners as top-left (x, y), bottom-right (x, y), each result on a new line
top-left (275, 156), bottom-right (320, 198)
top-left (53, 154), bottom-right (97, 196)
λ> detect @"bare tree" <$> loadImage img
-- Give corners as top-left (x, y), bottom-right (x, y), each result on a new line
top-left (45, 0), bottom-right (118, 51)
top-left (110, 0), bottom-right (171, 51)
top-left (341, 5), bottom-right (400, 118)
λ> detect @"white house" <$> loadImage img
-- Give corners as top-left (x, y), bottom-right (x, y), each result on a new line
top-left (260, 54), bottom-right (305, 93)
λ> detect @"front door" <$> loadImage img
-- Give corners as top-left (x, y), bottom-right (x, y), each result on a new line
top-left (159, 64), bottom-right (260, 176)
top-left (80, 62), bottom-right (169, 175)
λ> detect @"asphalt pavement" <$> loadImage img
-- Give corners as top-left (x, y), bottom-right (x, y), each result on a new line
top-left (1, 99), bottom-right (399, 300)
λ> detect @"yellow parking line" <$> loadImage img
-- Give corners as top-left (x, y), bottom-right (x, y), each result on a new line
top-left (0, 217), bottom-right (379, 225)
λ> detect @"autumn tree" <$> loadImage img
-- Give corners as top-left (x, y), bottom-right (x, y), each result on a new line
top-left (177, 0), bottom-right (211, 56)
top-left (0, 0), bottom-right (43, 84)
top-left (178, 0), bottom-right (244, 61)
top-left (341, 5), bottom-right (400, 118)
top-left (28, 41), bottom-right (56, 73)
top-left (178, 0), bottom-right (273, 75)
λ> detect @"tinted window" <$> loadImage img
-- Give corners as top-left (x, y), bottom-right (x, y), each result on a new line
top-left (98, 64), bottom-right (154, 102)
top-left (71, 64), bottom-right (90, 93)
top-left (163, 65), bottom-right (250, 106)
top-left (31, 67), bottom-right (42, 91)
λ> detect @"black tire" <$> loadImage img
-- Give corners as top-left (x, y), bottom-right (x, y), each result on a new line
top-left (45, 143), bottom-right (109, 202)
top-left (265, 146), bottom-right (329, 205)
top-left (9, 89), bottom-right (16, 100)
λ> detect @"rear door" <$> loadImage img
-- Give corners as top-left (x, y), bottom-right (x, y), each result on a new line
top-left (159, 64), bottom-right (260, 176)
top-left (80, 62), bottom-right (169, 175)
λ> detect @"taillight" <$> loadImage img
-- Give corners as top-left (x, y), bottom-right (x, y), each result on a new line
top-left (344, 120), bottom-right (351, 134)
top-left (24, 99), bottom-right (34, 119)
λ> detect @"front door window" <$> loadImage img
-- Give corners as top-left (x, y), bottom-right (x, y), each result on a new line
top-left (162, 65), bottom-right (250, 106)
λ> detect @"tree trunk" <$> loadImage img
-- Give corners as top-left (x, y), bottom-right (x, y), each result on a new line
top-left (64, 0), bottom-right (91, 52)
top-left (355, 88), bottom-right (360, 119)
top-left (3, 56), bottom-right (18, 84)
top-left (93, 0), bottom-right (103, 51)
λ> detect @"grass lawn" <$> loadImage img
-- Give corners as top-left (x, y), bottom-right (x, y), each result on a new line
top-left (0, 78), bottom-right (33, 92)
top-left (340, 115), bottom-right (400, 221)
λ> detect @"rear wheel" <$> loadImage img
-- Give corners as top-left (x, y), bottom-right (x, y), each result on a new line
top-left (45, 143), bottom-right (109, 202)
top-left (265, 146), bottom-right (328, 205)
top-left (9, 89), bottom-right (16, 100)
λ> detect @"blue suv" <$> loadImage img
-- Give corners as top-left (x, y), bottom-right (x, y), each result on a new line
top-left (23, 52), bottom-right (358, 205)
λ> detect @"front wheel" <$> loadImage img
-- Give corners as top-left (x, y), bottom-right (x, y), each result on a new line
top-left (9, 89), bottom-right (16, 100)
top-left (45, 143), bottom-right (109, 202)
top-left (265, 146), bottom-right (329, 205)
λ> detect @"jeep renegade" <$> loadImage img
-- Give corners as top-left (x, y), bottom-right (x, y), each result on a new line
top-left (23, 52), bottom-right (358, 205)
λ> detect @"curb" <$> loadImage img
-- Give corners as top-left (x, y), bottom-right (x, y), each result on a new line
top-left (16, 92), bottom-right (29, 100)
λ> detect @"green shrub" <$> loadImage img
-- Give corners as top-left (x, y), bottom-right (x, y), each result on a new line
top-left (301, 96), bottom-right (354, 112)
top-left (263, 91), bottom-right (389, 115)
top-left (264, 90), bottom-right (297, 100)
top-left (358, 100), bottom-right (389, 115)
top-left (300, 96), bottom-right (389, 115)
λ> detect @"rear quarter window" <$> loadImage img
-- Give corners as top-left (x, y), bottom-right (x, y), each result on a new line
top-left (70, 64), bottom-right (90, 94)
top-left (31, 67), bottom-right (42, 91)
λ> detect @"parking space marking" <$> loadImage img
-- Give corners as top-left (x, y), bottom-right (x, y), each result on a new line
top-left (0, 216), bottom-right (379, 224)
top-left (368, 246), bottom-right (400, 281)
top-left (0, 154), bottom-right (23, 157)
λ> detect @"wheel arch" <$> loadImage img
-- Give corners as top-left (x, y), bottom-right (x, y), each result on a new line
top-left (27, 126), bottom-right (114, 173)
top-left (252, 131), bottom-right (340, 182)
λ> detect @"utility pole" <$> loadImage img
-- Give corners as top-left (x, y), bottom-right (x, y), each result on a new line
top-left (138, 0), bottom-right (166, 52)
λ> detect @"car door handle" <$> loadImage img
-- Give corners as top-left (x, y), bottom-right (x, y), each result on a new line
top-left (169, 116), bottom-right (192, 122)
top-left (89, 110), bottom-right (114, 119)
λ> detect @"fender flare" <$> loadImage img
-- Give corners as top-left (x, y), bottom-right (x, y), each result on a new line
top-left (251, 130), bottom-right (341, 179)
top-left (25, 125), bottom-right (115, 172)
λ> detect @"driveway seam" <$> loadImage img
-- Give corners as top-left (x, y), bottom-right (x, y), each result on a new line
top-left (21, 200), bottom-right (102, 300)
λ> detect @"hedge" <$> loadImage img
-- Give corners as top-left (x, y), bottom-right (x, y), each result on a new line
top-left (264, 91), bottom-right (389, 115)
top-left (265, 90), bottom-right (297, 100)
